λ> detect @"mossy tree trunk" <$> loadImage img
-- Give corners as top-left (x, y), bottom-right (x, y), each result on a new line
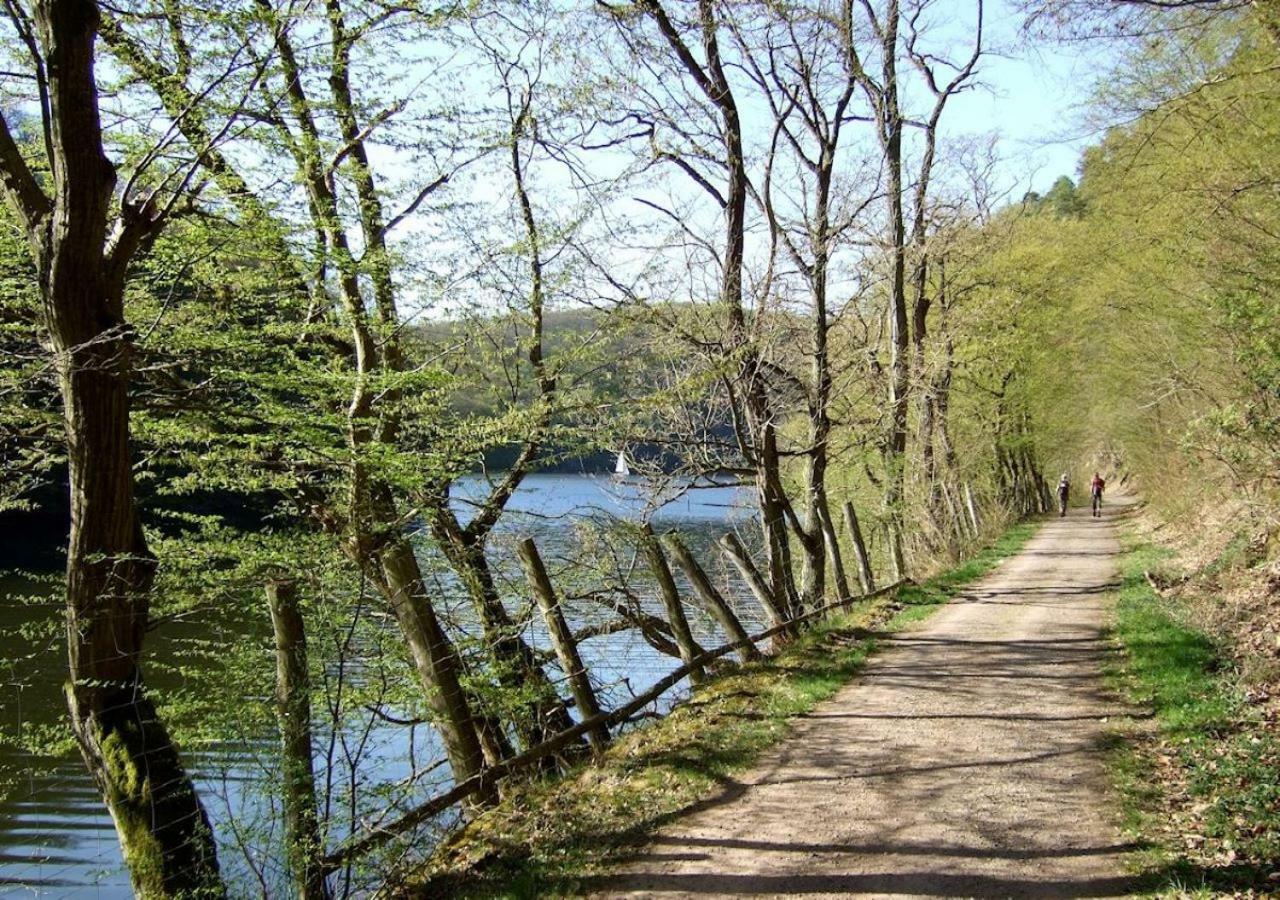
top-left (0, 2), bottom-right (225, 895)
top-left (249, 0), bottom-right (494, 794)
top-left (266, 580), bottom-right (330, 900)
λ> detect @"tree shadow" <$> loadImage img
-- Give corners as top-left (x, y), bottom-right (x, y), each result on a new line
top-left (585, 868), bottom-right (1145, 897)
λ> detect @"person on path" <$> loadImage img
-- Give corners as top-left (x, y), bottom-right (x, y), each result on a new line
top-left (1057, 474), bottom-right (1070, 517)
top-left (1090, 472), bottom-right (1105, 517)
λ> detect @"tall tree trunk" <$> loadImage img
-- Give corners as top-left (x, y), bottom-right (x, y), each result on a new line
top-left (630, 0), bottom-right (799, 617)
top-left (0, 2), bottom-right (226, 894)
top-left (252, 4), bottom-right (494, 791)
top-left (371, 531), bottom-right (493, 793)
top-left (59, 316), bottom-right (224, 897)
top-left (104, 9), bottom-right (481, 780)
top-left (800, 147), bottom-right (839, 611)
top-left (266, 580), bottom-right (330, 900)
top-left (880, 0), bottom-right (910, 583)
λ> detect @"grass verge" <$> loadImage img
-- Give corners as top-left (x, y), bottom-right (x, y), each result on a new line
top-left (1107, 536), bottom-right (1280, 896)
top-left (406, 521), bottom-right (1040, 898)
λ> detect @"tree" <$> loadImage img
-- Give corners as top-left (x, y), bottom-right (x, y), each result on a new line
top-left (837, 0), bottom-right (983, 576)
top-left (728, 0), bottom-right (874, 607)
top-left (598, 0), bottom-right (802, 617)
top-left (0, 0), bottom-right (234, 893)
top-left (236, 0), bottom-right (495, 784)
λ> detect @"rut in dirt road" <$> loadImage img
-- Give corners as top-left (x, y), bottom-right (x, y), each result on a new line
top-left (594, 501), bottom-right (1140, 899)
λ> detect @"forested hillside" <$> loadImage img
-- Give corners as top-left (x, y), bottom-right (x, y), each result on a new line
top-left (0, 0), bottom-right (1276, 896)
top-left (974, 7), bottom-right (1280, 666)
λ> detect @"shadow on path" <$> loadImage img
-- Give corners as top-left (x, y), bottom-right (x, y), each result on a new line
top-left (595, 509), bottom-right (1139, 898)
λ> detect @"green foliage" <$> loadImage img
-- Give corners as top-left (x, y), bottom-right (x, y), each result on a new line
top-left (1022, 176), bottom-right (1086, 219)
top-left (0, 209), bottom-right (59, 512)
top-left (965, 14), bottom-right (1280, 519)
top-left (1109, 539), bottom-right (1280, 893)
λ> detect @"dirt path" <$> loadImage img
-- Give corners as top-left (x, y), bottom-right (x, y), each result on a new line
top-left (593, 501), bottom-right (1138, 898)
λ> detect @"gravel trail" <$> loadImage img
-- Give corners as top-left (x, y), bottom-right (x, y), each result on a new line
top-left (594, 501), bottom-right (1138, 898)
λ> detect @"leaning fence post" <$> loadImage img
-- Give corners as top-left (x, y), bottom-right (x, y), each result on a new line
top-left (516, 539), bottom-right (610, 752)
top-left (817, 503), bottom-right (853, 601)
top-left (266, 579), bottom-right (331, 900)
top-left (940, 484), bottom-right (967, 543)
top-left (661, 532), bottom-right (762, 664)
top-left (640, 524), bottom-right (706, 683)
top-left (718, 531), bottom-right (789, 639)
top-left (841, 502), bottom-right (876, 597)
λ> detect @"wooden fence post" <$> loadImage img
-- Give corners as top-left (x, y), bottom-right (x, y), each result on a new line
top-left (266, 579), bottom-right (331, 900)
top-left (640, 524), bottom-right (706, 683)
top-left (841, 502), bottom-right (876, 596)
top-left (818, 504), bottom-right (853, 601)
top-left (660, 532), bottom-right (762, 663)
top-left (516, 539), bottom-right (610, 752)
top-left (718, 532), bottom-right (789, 636)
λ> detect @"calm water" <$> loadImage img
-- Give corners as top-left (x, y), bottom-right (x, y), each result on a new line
top-left (0, 474), bottom-right (755, 897)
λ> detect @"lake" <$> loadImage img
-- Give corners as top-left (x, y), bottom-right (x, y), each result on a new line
top-left (0, 473), bottom-right (757, 897)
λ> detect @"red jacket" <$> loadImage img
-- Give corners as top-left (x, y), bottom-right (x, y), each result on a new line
top-left (1091, 476), bottom-right (1105, 494)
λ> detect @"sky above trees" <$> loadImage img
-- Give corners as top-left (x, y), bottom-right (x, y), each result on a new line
top-left (951, 0), bottom-right (1116, 194)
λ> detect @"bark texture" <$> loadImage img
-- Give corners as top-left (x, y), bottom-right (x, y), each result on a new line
top-left (0, 2), bottom-right (225, 894)
top-left (518, 539), bottom-right (610, 752)
top-left (266, 580), bottom-right (330, 900)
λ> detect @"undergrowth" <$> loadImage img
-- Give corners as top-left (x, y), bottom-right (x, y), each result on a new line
top-left (1108, 537), bottom-right (1280, 896)
top-left (405, 521), bottom-right (1039, 898)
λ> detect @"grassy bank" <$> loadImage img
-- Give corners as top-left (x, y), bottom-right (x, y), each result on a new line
top-left (1108, 537), bottom-right (1280, 895)
top-left (406, 521), bottom-right (1040, 898)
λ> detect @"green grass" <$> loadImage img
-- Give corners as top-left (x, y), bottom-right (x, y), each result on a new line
top-left (404, 520), bottom-right (1040, 899)
top-left (896, 521), bottom-right (1039, 612)
top-left (1107, 538), bottom-right (1280, 895)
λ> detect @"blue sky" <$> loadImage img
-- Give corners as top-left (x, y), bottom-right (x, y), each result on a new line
top-left (967, 0), bottom-right (1121, 195)
top-left (945, 0), bottom-right (1119, 196)
top-left (396, 0), bottom-right (1128, 319)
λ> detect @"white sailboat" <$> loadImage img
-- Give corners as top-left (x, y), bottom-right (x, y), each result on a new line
top-left (614, 449), bottom-right (631, 478)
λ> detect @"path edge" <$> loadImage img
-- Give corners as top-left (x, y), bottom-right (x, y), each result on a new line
top-left (403, 521), bottom-right (1043, 899)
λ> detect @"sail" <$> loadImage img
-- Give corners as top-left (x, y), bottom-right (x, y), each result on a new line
top-left (614, 449), bottom-right (630, 477)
